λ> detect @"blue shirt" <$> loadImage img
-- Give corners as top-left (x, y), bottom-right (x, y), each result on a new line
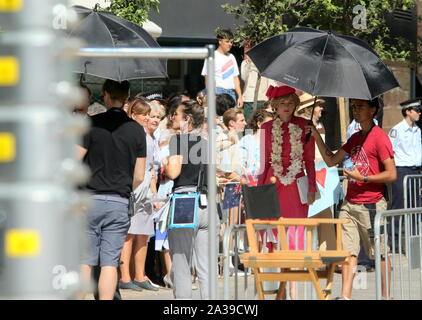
top-left (389, 119), bottom-right (422, 167)
top-left (239, 133), bottom-right (261, 176)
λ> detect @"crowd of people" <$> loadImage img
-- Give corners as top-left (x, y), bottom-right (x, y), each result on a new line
top-left (73, 29), bottom-right (422, 301)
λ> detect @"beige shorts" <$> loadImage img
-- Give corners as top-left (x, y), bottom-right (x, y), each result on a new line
top-left (339, 198), bottom-right (389, 259)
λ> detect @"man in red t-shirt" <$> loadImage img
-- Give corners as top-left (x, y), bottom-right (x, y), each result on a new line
top-left (307, 98), bottom-right (397, 300)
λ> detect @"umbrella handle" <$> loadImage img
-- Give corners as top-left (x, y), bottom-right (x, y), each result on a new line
top-left (305, 124), bottom-right (312, 142)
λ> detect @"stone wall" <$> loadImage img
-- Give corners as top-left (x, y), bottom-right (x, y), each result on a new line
top-left (382, 61), bottom-right (411, 134)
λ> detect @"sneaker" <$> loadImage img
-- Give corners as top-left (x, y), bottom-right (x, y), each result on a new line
top-left (231, 269), bottom-right (250, 277)
top-left (148, 279), bottom-right (161, 289)
top-left (118, 281), bottom-right (143, 291)
top-left (132, 279), bottom-right (159, 291)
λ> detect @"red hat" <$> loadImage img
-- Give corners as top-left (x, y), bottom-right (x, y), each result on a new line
top-left (266, 85), bottom-right (296, 100)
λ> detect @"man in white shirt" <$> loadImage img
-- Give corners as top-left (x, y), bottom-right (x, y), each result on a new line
top-left (202, 29), bottom-right (243, 108)
top-left (389, 99), bottom-right (422, 209)
top-left (346, 118), bottom-right (379, 140)
top-left (388, 99), bottom-right (422, 251)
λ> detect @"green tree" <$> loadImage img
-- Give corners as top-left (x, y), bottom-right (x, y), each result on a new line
top-left (300, 0), bottom-right (416, 63)
top-left (221, 0), bottom-right (417, 63)
top-left (108, 0), bottom-right (160, 25)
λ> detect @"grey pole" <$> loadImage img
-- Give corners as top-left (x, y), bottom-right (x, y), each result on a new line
top-left (0, 6), bottom-right (216, 298)
top-left (206, 44), bottom-right (217, 300)
top-left (78, 47), bottom-right (209, 59)
top-left (0, 1), bottom-right (88, 299)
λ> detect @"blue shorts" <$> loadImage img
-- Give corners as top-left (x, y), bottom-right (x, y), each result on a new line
top-left (81, 195), bottom-right (130, 267)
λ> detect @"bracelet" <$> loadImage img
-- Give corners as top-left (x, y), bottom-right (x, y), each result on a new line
top-left (363, 175), bottom-right (368, 183)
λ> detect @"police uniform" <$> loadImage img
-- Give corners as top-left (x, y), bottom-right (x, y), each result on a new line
top-left (388, 100), bottom-right (422, 210)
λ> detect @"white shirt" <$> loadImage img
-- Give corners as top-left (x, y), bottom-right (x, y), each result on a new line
top-left (201, 51), bottom-right (239, 90)
top-left (146, 132), bottom-right (160, 172)
top-left (240, 59), bottom-right (277, 102)
top-left (346, 119), bottom-right (379, 140)
top-left (389, 119), bottom-right (422, 167)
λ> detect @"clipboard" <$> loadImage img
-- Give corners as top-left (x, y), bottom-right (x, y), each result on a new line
top-left (168, 193), bottom-right (200, 229)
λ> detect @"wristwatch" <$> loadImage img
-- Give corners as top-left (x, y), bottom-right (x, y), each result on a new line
top-left (363, 175), bottom-right (368, 183)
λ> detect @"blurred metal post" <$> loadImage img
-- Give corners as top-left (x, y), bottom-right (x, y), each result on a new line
top-left (0, 1), bottom-right (88, 299)
top-left (206, 44), bottom-right (217, 299)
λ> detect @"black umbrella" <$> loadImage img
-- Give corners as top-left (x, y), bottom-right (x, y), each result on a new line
top-left (248, 27), bottom-right (399, 100)
top-left (68, 5), bottom-right (167, 81)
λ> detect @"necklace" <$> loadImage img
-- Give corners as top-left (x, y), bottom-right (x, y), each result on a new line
top-left (270, 118), bottom-right (304, 186)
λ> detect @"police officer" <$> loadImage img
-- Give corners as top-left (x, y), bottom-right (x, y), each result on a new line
top-left (388, 98), bottom-right (422, 250)
top-left (389, 99), bottom-right (422, 207)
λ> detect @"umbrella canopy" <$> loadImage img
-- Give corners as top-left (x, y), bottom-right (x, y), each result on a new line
top-left (68, 5), bottom-right (167, 81)
top-left (247, 27), bottom-right (399, 100)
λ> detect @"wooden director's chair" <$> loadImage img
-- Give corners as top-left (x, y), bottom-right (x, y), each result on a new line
top-left (240, 178), bottom-right (350, 300)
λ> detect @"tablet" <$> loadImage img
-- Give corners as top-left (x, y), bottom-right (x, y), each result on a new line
top-left (168, 193), bottom-right (200, 229)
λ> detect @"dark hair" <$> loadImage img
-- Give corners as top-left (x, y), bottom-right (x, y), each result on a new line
top-left (102, 79), bottom-right (130, 103)
top-left (401, 105), bottom-right (420, 117)
top-left (368, 97), bottom-right (381, 117)
top-left (216, 93), bottom-right (235, 116)
top-left (216, 28), bottom-right (233, 40)
top-left (248, 109), bottom-right (274, 133)
top-left (350, 97), bottom-right (381, 118)
top-left (167, 96), bottom-right (183, 116)
top-left (181, 100), bottom-right (204, 129)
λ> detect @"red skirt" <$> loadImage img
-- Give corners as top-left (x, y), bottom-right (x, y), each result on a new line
top-left (276, 180), bottom-right (309, 218)
top-left (263, 180), bottom-right (308, 251)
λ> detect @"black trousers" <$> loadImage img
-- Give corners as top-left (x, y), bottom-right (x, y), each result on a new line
top-left (389, 167), bottom-right (421, 251)
top-left (391, 167), bottom-right (421, 210)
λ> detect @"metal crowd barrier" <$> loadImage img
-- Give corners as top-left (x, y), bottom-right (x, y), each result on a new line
top-left (222, 224), bottom-right (250, 300)
top-left (404, 174), bottom-right (422, 209)
top-left (374, 207), bottom-right (422, 300)
top-left (403, 175), bottom-right (422, 257)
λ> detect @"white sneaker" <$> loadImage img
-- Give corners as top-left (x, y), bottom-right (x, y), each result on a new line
top-left (148, 279), bottom-right (160, 289)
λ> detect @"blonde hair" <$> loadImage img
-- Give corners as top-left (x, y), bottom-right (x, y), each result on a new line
top-left (149, 101), bottom-right (165, 118)
top-left (271, 92), bottom-right (300, 112)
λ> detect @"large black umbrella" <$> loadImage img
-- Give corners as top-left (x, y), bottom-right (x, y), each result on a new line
top-left (248, 27), bottom-right (399, 100)
top-left (68, 5), bottom-right (167, 81)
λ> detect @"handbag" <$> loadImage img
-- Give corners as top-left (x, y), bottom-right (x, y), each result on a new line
top-left (168, 164), bottom-right (205, 229)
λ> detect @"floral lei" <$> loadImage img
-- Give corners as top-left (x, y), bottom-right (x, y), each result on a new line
top-left (270, 118), bottom-right (304, 186)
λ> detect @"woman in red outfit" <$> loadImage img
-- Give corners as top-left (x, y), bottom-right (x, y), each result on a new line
top-left (258, 85), bottom-right (317, 299)
top-left (258, 85), bottom-right (317, 214)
